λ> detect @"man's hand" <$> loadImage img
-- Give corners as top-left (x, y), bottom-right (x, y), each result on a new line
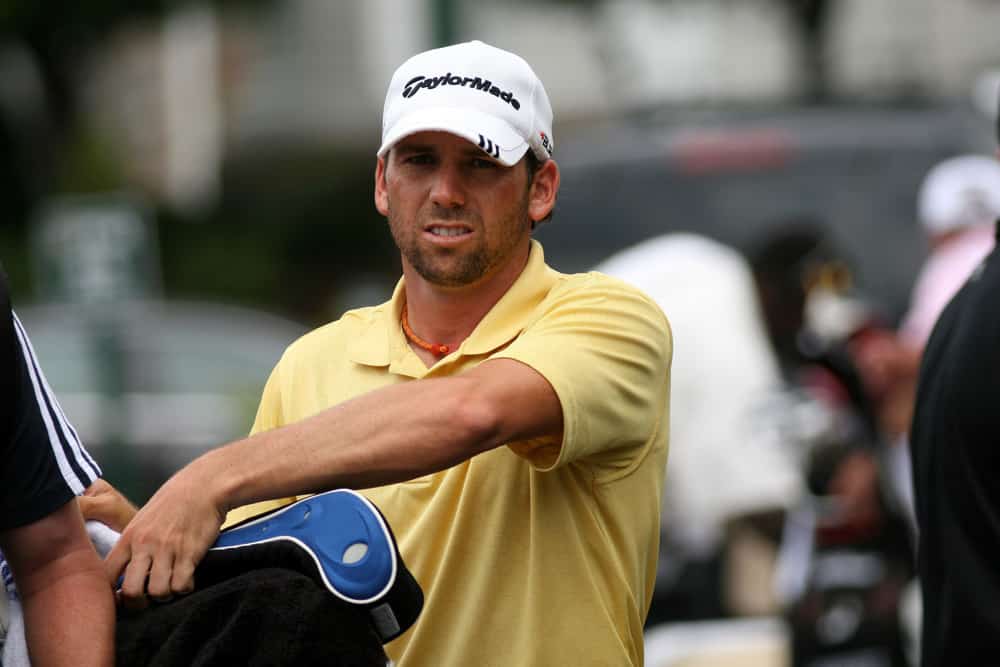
top-left (79, 479), bottom-right (138, 532)
top-left (104, 458), bottom-right (227, 609)
top-left (849, 330), bottom-right (920, 399)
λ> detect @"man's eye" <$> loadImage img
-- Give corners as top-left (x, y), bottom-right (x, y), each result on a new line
top-left (404, 154), bottom-right (434, 165)
top-left (471, 158), bottom-right (497, 169)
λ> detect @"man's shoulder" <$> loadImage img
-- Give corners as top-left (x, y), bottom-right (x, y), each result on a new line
top-left (546, 267), bottom-right (669, 323)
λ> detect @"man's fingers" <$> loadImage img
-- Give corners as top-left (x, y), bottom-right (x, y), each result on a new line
top-left (78, 488), bottom-right (138, 532)
top-left (121, 588), bottom-right (150, 611)
top-left (146, 550), bottom-right (176, 600)
top-left (88, 466), bottom-right (224, 607)
top-left (171, 558), bottom-right (197, 596)
top-left (104, 540), bottom-right (131, 586)
top-left (119, 553), bottom-right (153, 610)
top-left (83, 478), bottom-right (112, 497)
top-left (77, 495), bottom-right (102, 521)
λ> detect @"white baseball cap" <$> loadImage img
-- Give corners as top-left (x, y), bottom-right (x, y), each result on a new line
top-left (378, 40), bottom-right (554, 167)
top-left (918, 154), bottom-right (1000, 235)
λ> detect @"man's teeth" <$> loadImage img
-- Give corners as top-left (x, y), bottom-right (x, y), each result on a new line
top-left (430, 227), bottom-right (466, 237)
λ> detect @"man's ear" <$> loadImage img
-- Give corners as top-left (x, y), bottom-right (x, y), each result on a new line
top-left (374, 157), bottom-right (389, 216)
top-left (528, 159), bottom-right (560, 224)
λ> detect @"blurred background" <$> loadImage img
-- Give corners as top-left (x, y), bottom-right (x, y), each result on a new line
top-left (3, 1), bottom-right (1000, 664)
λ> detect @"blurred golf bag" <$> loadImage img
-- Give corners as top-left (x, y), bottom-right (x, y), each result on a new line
top-left (778, 346), bottom-right (915, 667)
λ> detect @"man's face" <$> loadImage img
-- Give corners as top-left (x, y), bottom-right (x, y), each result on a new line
top-left (375, 131), bottom-right (538, 289)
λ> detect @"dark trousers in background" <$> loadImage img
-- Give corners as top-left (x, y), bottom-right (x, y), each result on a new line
top-left (116, 568), bottom-right (388, 667)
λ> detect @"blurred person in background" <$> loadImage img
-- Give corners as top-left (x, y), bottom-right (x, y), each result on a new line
top-left (0, 264), bottom-right (114, 666)
top-left (909, 111), bottom-right (1000, 667)
top-left (749, 225), bottom-right (887, 536)
top-left (99, 40), bottom-right (672, 667)
top-left (749, 226), bottom-right (914, 667)
top-left (596, 233), bottom-right (802, 624)
top-left (853, 154), bottom-right (1000, 521)
top-left (903, 155), bottom-right (1000, 353)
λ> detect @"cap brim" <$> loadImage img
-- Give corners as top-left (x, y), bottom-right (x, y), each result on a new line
top-left (378, 106), bottom-right (529, 167)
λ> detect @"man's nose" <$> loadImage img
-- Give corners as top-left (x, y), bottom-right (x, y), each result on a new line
top-left (429, 164), bottom-right (466, 209)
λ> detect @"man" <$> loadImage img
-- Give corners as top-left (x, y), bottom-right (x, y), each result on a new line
top-left (106, 40), bottom-right (672, 666)
top-left (909, 116), bottom-right (1000, 664)
top-left (846, 155), bottom-right (1000, 573)
top-left (904, 155), bottom-right (1000, 347)
top-left (855, 154), bottom-right (1000, 443)
top-left (0, 265), bottom-right (114, 666)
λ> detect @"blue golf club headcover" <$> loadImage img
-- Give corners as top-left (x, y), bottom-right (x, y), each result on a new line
top-left (195, 489), bottom-right (423, 643)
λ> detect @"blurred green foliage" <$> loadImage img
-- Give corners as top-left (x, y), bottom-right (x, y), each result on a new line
top-left (159, 146), bottom-right (400, 326)
top-left (4, 145), bottom-right (399, 325)
top-left (1, 0), bottom-right (835, 320)
top-left (0, 0), bottom-right (271, 31)
top-left (0, 0), bottom-right (404, 324)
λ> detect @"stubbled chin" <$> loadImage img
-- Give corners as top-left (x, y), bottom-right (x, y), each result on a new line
top-left (411, 250), bottom-right (488, 287)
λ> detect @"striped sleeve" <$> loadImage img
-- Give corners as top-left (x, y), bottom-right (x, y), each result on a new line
top-left (0, 311), bottom-right (101, 531)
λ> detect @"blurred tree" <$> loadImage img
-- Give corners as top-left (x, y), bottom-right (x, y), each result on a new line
top-left (0, 0), bottom-right (272, 228)
top-left (784, 0), bottom-right (833, 101)
top-left (1, 0), bottom-right (401, 321)
top-left (151, 143), bottom-right (400, 325)
top-left (540, 0), bottom-right (835, 101)
top-left (431, 0), bottom-right (459, 47)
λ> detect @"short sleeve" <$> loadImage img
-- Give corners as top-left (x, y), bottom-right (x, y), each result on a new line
top-left (1, 312), bottom-right (102, 531)
top-left (493, 274), bottom-right (672, 476)
top-left (249, 362), bottom-right (286, 437)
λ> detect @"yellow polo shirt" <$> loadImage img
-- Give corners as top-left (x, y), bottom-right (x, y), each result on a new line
top-left (225, 241), bottom-right (672, 666)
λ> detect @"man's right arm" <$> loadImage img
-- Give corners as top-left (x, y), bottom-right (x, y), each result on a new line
top-left (107, 357), bottom-right (565, 605)
top-left (0, 499), bottom-right (115, 667)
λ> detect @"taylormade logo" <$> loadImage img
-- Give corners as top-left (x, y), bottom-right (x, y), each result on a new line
top-left (402, 73), bottom-right (521, 110)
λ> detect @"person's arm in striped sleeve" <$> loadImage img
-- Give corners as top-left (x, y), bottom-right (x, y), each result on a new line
top-left (0, 297), bottom-right (114, 667)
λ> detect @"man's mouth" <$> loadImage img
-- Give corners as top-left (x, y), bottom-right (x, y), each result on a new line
top-left (427, 226), bottom-right (471, 237)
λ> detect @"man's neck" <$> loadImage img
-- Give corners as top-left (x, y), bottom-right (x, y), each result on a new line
top-left (401, 247), bottom-right (531, 362)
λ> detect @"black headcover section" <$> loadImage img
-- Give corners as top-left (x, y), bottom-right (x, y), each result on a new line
top-left (196, 499), bottom-right (423, 644)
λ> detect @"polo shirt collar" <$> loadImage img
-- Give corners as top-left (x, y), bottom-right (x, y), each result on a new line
top-left (347, 240), bottom-right (558, 371)
top-left (460, 240), bottom-right (557, 356)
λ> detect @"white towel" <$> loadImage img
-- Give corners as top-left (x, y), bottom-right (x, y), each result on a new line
top-left (0, 521), bottom-right (120, 667)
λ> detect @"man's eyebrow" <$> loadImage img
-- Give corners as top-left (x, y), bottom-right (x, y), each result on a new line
top-left (394, 144), bottom-right (436, 155)
top-left (394, 144), bottom-right (502, 164)
top-left (463, 146), bottom-right (504, 164)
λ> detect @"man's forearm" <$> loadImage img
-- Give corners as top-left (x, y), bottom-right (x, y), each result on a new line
top-left (106, 358), bottom-right (562, 603)
top-left (2, 500), bottom-right (115, 667)
top-left (207, 359), bottom-right (561, 514)
top-left (213, 374), bottom-right (505, 511)
top-left (21, 560), bottom-right (115, 667)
